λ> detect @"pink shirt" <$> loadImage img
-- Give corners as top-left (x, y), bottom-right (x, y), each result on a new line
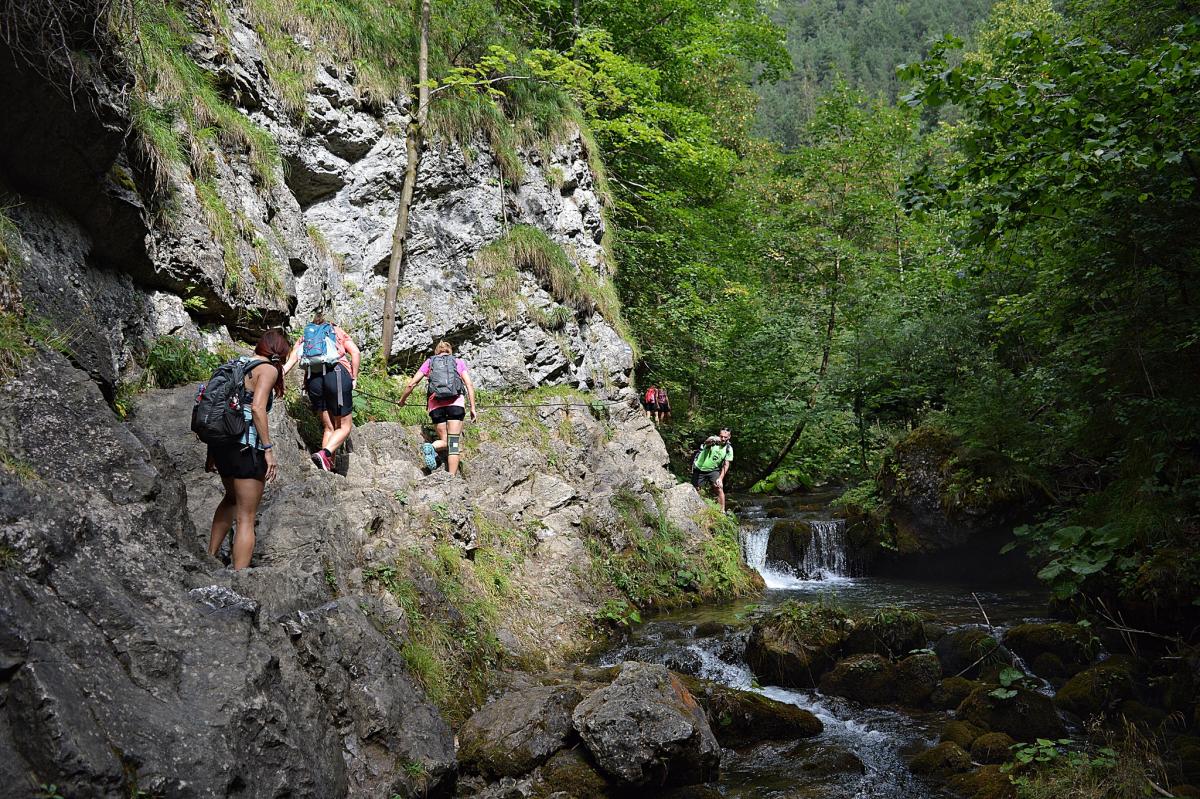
top-left (418, 357), bottom-right (469, 411)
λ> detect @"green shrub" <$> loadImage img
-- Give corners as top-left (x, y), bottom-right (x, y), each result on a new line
top-left (145, 337), bottom-right (220, 388)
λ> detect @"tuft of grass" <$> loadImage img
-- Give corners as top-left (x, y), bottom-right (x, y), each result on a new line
top-left (249, 232), bottom-right (286, 302)
top-left (111, 0), bottom-right (280, 189)
top-left (363, 551), bottom-right (503, 722)
top-left (0, 311), bottom-right (34, 380)
top-left (195, 178), bottom-right (242, 293)
top-left (585, 484), bottom-right (759, 613)
top-left (0, 450), bottom-right (37, 482)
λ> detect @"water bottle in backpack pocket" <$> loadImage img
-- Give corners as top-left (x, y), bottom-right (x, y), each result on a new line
top-left (191, 357), bottom-right (263, 445)
top-left (300, 322), bottom-right (341, 368)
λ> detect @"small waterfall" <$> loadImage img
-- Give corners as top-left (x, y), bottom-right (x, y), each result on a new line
top-left (740, 523), bottom-right (769, 572)
top-left (802, 519), bottom-right (849, 580)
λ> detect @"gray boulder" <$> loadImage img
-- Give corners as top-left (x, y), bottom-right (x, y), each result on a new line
top-left (572, 661), bottom-right (720, 788)
top-left (457, 685), bottom-right (582, 778)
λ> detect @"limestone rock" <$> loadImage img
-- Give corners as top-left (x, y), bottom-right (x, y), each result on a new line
top-left (458, 686), bottom-right (582, 778)
top-left (820, 654), bottom-right (897, 705)
top-left (1053, 656), bottom-right (1137, 719)
top-left (677, 674), bottom-right (823, 747)
top-left (746, 601), bottom-right (851, 690)
top-left (572, 662), bottom-right (720, 788)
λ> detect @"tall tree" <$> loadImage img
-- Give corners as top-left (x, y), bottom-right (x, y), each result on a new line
top-left (381, 0), bottom-right (431, 362)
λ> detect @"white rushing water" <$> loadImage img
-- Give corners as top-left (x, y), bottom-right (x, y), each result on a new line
top-left (803, 518), bottom-right (849, 580)
top-left (739, 515), bottom-right (852, 587)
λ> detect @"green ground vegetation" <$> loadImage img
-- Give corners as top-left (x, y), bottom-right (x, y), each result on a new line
top-left (362, 523), bottom-right (540, 721)
top-left (584, 485), bottom-right (758, 617)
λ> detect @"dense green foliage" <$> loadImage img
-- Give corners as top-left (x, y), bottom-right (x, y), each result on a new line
top-left (755, 0), bottom-right (995, 147)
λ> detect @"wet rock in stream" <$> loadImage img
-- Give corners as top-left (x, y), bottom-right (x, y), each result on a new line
top-left (571, 661), bottom-right (720, 788)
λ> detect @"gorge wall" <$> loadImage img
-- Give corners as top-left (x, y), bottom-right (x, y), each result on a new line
top-left (0, 3), bottom-right (749, 797)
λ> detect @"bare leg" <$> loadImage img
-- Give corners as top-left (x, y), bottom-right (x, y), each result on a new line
top-left (432, 421), bottom-right (449, 459)
top-left (230, 477), bottom-right (265, 570)
top-left (715, 482), bottom-right (726, 513)
top-left (325, 413), bottom-right (353, 454)
top-left (208, 476), bottom-right (237, 559)
top-left (318, 410), bottom-right (334, 451)
top-left (446, 418), bottom-right (464, 475)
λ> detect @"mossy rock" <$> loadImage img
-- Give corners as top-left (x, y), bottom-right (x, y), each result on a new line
top-left (1053, 656), bottom-right (1136, 719)
top-left (924, 622), bottom-right (949, 643)
top-left (1117, 699), bottom-right (1167, 729)
top-left (746, 601), bottom-right (851, 689)
top-left (932, 676), bottom-right (983, 710)
top-left (792, 743), bottom-right (866, 777)
top-left (941, 720), bottom-right (985, 749)
top-left (766, 519), bottom-right (812, 565)
top-left (676, 674), bottom-right (822, 748)
top-left (819, 654), bottom-right (897, 705)
top-left (530, 748), bottom-right (613, 799)
top-left (970, 732), bottom-right (1015, 765)
top-left (935, 628), bottom-right (1007, 679)
top-left (1173, 785), bottom-right (1200, 798)
top-left (845, 608), bottom-right (926, 658)
top-left (1175, 735), bottom-right (1200, 784)
top-left (895, 652), bottom-right (942, 707)
top-left (909, 741), bottom-right (974, 777)
top-left (957, 686), bottom-right (1066, 741)
top-left (656, 787), bottom-right (722, 799)
top-left (946, 765), bottom-right (1017, 799)
top-left (1002, 623), bottom-right (1097, 677)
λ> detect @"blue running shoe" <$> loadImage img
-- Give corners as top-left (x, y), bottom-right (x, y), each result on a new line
top-left (421, 442), bottom-right (437, 469)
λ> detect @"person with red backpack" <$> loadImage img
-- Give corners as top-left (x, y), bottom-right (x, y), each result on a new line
top-left (197, 328), bottom-right (291, 569)
top-left (282, 311), bottom-right (361, 471)
top-left (396, 340), bottom-right (478, 476)
top-left (642, 385), bottom-right (657, 420)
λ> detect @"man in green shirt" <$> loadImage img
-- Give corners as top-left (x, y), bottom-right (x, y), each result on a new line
top-left (691, 428), bottom-right (733, 512)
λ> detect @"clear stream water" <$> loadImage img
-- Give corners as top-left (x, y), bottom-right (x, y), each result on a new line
top-left (597, 493), bottom-right (1048, 798)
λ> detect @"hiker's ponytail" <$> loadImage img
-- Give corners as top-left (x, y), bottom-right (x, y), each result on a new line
top-left (255, 328), bottom-right (292, 397)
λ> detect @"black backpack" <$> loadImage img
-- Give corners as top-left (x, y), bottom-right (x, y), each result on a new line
top-left (427, 354), bottom-right (464, 401)
top-left (191, 357), bottom-right (265, 445)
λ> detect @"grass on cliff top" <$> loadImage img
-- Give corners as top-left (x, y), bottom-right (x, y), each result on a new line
top-left (114, 0), bottom-right (279, 192)
top-left (469, 225), bottom-right (631, 342)
top-left (584, 485), bottom-right (758, 618)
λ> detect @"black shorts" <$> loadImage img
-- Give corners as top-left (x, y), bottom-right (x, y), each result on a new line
top-left (209, 443), bottom-right (267, 480)
top-left (305, 364), bottom-right (353, 417)
top-left (429, 405), bottom-right (466, 425)
top-left (691, 468), bottom-right (721, 489)
top-left (656, 403), bottom-right (671, 413)
top-left (642, 399), bottom-right (655, 411)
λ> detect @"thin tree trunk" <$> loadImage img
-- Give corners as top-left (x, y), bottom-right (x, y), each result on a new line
top-left (380, 0), bottom-right (430, 363)
top-left (745, 252), bottom-right (840, 487)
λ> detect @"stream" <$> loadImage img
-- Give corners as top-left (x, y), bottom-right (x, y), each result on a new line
top-left (596, 492), bottom-right (1048, 798)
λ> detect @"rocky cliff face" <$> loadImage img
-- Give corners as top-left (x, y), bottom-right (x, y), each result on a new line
top-left (0, 5), bottom-right (747, 796)
top-left (0, 0), bottom-right (630, 399)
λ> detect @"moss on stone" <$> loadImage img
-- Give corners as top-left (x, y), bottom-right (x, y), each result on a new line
top-left (941, 720), bottom-right (985, 749)
top-left (909, 741), bottom-right (973, 777)
top-left (932, 676), bottom-right (983, 710)
top-left (970, 732), bottom-right (1016, 765)
top-left (1053, 656), bottom-right (1136, 719)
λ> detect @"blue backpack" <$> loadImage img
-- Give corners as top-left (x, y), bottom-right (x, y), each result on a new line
top-left (300, 322), bottom-right (340, 367)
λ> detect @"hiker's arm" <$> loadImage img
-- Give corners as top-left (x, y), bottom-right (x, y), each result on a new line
top-left (281, 341), bottom-right (301, 376)
top-left (463, 371), bottom-right (478, 422)
top-left (396, 371), bottom-right (424, 405)
top-left (344, 335), bottom-right (361, 381)
top-left (250, 366), bottom-right (278, 480)
top-left (718, 456), bottom-right (731, 485)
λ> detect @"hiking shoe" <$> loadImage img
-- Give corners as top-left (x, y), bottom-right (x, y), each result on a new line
top-left (421, 442), bottom-right (437, 470)
top-left (311, 450), bottom-right (332, 471)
